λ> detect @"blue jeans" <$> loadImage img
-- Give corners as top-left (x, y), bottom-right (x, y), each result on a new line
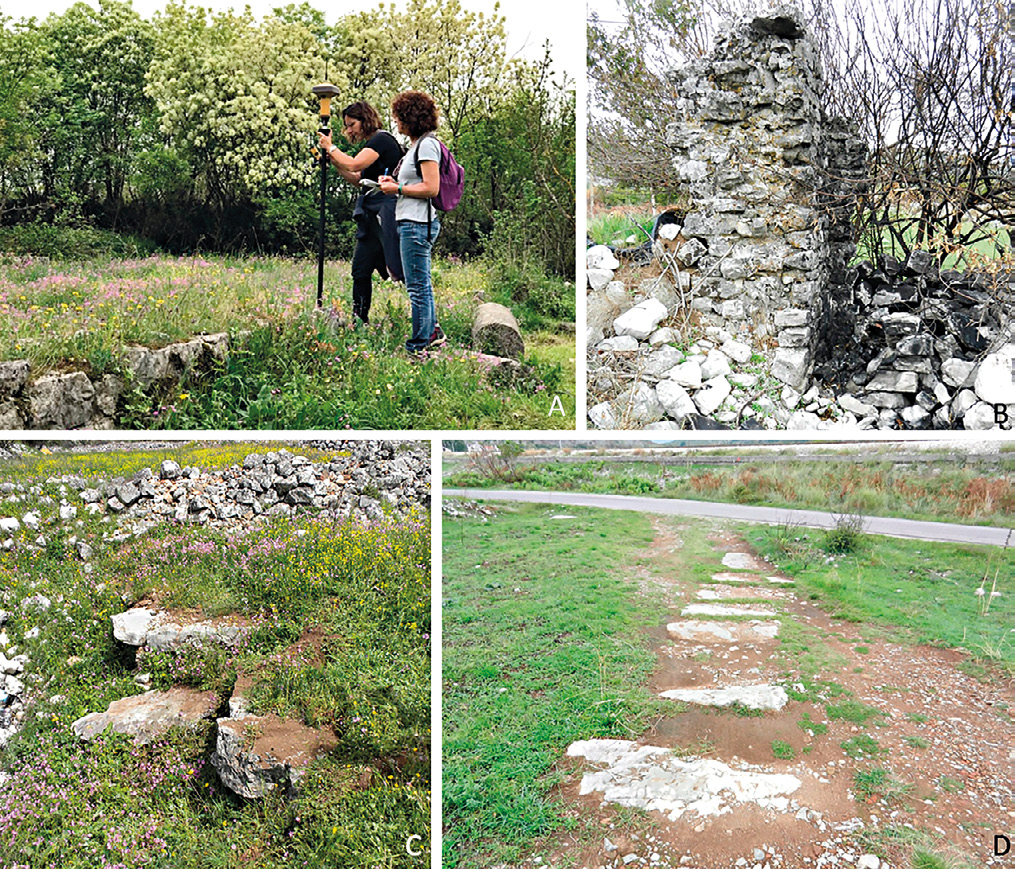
top-left (398, 217), bottom-right (440, 351)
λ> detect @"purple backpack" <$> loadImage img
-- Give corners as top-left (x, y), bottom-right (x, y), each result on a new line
top-left (414, 133), bottom-right (465, 237)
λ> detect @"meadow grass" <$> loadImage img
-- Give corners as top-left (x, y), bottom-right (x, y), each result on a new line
top-left (444, 457), bottom-right (1015, 527)
top-left (0, 445), bottom-right (430, 869)
top-left (442, 504), bottom-right (667, 868)
top-left (0, 254), bottom-right (575, 430)
top-left (749, 525), bottom-right (1015, 672)
top-left (586, 211), bottom-right (656, 247)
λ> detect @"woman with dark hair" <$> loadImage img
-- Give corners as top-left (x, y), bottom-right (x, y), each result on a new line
top-left (378, 91), bottom-right (446, 353)
top-left (319, 101), bottom-right (403, 325)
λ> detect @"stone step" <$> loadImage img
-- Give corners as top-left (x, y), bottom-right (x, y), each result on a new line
top-left (681, 603), bottom-right (778, 618)
top-left (567, 738), bottom-right (801, 820)
top-left (667, 619), bottom-right (781, 643)
top-left (696, 587), bottom-right (782, 601)
top-left (212, 712), bottom-right (336, 798)
top-left (721, 552), bottom-right (767, 571)
top-left (709, 572), bottom-right (759, 584)
top-left (659, 684), bottom-right (789, 710)
top-left (71, 687), bottom-right (218, 744)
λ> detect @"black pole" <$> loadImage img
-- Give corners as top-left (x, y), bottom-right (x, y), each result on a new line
top-left (311, 82), bottom-right (341, 309)
top-left (317, 118), bottom-right (329, 309)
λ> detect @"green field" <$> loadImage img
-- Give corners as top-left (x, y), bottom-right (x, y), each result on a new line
top-left (0, 252), bottom-right (575, 429)
top-left (445, 454), bottom-right (1015, 527)
top-left (0, 444), bottom-right (430, 869)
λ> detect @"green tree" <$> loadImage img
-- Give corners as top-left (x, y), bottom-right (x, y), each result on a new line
top-left (395, 0), bottom-right (513, 143)
top-left (0, 17), bottom-right (46, 219)
top-left (146, 3), bottom-right (327, 213)
top-left (38, 0), bottom-right (154, 219)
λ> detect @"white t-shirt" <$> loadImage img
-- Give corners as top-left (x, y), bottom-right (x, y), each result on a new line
top-left (396, 136), bottom-right (441, 223)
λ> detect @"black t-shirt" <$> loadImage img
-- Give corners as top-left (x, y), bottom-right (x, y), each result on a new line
top-left (360, 131), bottom-right (403, 182)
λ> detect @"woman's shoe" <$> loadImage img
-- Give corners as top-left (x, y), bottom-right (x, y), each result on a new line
top-left (426, 325), bottom-right (447, 348)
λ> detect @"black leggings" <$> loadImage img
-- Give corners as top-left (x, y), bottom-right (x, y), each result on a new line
top-left (350, 220), bottom-right (388, 323)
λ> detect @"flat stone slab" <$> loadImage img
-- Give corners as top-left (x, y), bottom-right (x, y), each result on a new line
top-left (659, 685), bottom-right (789, 711)
top-left (72, 687), bottom-right (218, 743)
top-left (710, 572), bottom-right (756, 584)
top-left (767, 577), bottom-right (795, 585)
top-left (111, 607), bottom-right (156, 645)
top-left (212, 713), bottom-right (336, 798)
top-left (146, 618), bottom-right (250, 652)
top-left (667, 620), bottom-right (781, 643)
top-left (681, 603), bottom-right (778, 618)
top-left (110, 608), bottom-right (251, 651)
top-left (567, 739), bottom-right (801, 820)
top-left (722, 552), bottom-right (766, 570)
top-left (696, 587), bottom-right (781, 601)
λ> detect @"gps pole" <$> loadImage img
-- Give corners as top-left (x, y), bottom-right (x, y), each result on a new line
top-left (311, 81), bottom-right (341, 308)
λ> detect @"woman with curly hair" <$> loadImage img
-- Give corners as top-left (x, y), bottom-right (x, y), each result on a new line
top-left (378, 91), bottom-right (446, 353)
top-left (319, 100), bottom-right (403, 325)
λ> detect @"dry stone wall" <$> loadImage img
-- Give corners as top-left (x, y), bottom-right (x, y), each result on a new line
top-left (664, 5), bottom-right (865, 392)
top-left (0, 334), bottom-right (229, 429)
top-left (588, 3), bottom-right (1013, 430)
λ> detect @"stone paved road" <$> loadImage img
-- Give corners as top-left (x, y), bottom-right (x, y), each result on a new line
top-left (444, 489), bottom-right (1014, 547)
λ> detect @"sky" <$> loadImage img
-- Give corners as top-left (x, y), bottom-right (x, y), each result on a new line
top-left (0, 0), bottom-right (584, 77)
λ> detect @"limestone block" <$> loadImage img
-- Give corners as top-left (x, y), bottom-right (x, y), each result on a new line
top-left (586, 245), bottom-right (620, 271)
top-left (656, 380), bottom-right (696, 419)
top-left (111, 608), bottom-right (156, 646)
top-left (973, 343), bottom-right (1015, 404)
top-left (614, 299), bottom-right (668, 341)
top-left (616, 383), bottom-right (664, 425)
top-left (865, 370), bottom-right (918, 393)
top-left (0, 402), bottom-right (24, 429)
top-left (28, 372), bottom-right (96, 429)
top-left (72, 688), bottom-right (218, 744)
top-left (642, 347), bottom-right (684, 380)
top-left (941, 358), bottom-right (975, 388)
top-left (587, 268), bottom-right (614, 291)
top-left (665, 360), bottom-right (703, 390)
top-left (589, 402), bottom-right (618, 429)
top-left (963, 401), bottom-right (1006, 430)
top-left (694, 375), bottom-right (732, 415)
top-left (701, 350), bottom-right (732, 380)
top-left (771, 348), bottom-right (809, 391)
top-left (0, 361), bottom-right (30, 398)
top-left (597, 336), bottom-right (640, 352)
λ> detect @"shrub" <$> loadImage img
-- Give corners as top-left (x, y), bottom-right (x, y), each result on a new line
top-left (823, 511), bottom-right (867, 554)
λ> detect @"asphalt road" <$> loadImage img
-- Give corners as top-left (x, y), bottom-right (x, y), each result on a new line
top-left (444, 489), bottom-right (1015, 548)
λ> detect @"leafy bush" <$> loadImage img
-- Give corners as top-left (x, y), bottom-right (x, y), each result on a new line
top-left (823, 511), bottom-right (867, 554)
top-left (0, 224), bottom-right (159, 259)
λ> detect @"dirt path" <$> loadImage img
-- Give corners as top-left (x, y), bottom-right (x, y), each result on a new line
top-left (548, 519), bottom-right (1013, 869)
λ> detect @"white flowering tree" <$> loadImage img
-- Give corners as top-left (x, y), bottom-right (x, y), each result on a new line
top-left (145, 3), bottom-right (330, 210)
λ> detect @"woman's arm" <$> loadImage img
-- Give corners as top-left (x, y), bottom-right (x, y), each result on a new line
top-left (378, 160), bottom-right (439, 199)
top-left (318, 132), bottom-right (380, 174)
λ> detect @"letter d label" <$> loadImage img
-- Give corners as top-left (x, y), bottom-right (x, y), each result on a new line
top-left (996, 834), bottom-right (1011, 855)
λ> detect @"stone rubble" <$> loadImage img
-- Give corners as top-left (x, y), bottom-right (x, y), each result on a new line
top-left (0, 441), bottom-right (430, 785)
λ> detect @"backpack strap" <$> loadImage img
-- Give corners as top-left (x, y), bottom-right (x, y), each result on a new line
top-left (414, 133), bottom-right (435, 242)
